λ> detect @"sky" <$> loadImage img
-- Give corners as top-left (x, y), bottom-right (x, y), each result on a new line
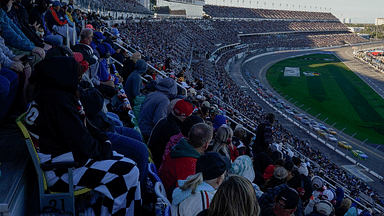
top-left (204, 0), bottom-right (384, 24)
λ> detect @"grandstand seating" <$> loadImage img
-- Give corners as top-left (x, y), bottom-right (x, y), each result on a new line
top-left (1, 1), bottom-right (383, 214)
top-left (203, 5), bottom-right (339, 21)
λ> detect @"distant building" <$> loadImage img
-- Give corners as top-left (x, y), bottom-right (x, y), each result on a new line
top-left (357, 33), bottom-right (370, 39)
top-left (342, 18), bottom-right (351, 24)
top-left (156, 0), bottom-right (205, 17)
top-left (375, 18), bottom-right (384, 26)
top-left (348, 27), bottom-right (365, 32)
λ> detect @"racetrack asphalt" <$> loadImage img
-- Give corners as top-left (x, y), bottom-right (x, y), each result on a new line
top-left (228, 43), bottom-right (384, 196)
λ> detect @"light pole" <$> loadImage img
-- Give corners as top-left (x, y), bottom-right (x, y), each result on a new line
top-left (322, 118), bottom-right (328, 124)
top-left (315, 113), bottom-right (321, 119)
top-left (288, 98), bottom-right (293, 102)
top-left (293, 101), bottom-right (298, 105)
top-left (299, 104), bottom-right (304, 109)
top-left (374, 145), bottom-right (381, 153)
top-left (284, 95), bottom-right (288, 98)
top-left (331, 122), bottom-right (337, 127)
top-left (337, 127), bottom-right (346, 142)
top-left (361, 139), bottom-right (368, 146)
top-left (305, 108), bottom-right (310, 112)
top-left (349, 133), bottom-right (357, 142)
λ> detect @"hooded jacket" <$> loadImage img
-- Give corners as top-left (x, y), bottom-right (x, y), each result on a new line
top-left (334, 187), bottom-right (344, 209)
top-left (26, 57), bottom-right (112, 166)
top-left (158, 138), bottom-right (201, 195)
top-left (138, 77), bottom-right (177, 137)
top-left (147, 113), bottom-right (183, 169)
top-left (124, 59), bottom-right (147, 102)
top-left (0, 8), bottom-right (34, 51)
top-left (171, 180), bottom-right (216, 216)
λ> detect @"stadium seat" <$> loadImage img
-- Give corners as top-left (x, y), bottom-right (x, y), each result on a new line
top-left (16, 113), bottom-right (91, 215)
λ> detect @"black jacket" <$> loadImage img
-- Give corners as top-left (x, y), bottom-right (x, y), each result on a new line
top-left (253, 121), bottom-right (273, 154)
top-left (148, 113), bottom-right (182, 169)
top-left (27, 57), bottom-right (112, 166)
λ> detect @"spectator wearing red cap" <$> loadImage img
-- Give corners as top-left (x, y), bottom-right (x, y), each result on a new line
top-left (146, 98), bottom-right (195, 169)
top-left (158, 123), bottom-right (213, 199)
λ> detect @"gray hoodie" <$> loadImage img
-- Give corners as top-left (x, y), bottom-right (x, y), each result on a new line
top-left (138, 77), bottom-right (178, 136)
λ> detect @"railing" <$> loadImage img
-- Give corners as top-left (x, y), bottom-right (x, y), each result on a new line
top-left (111, 41), bottom-right (187, 96)
top-left (203, 89), bottom-right (257, 129)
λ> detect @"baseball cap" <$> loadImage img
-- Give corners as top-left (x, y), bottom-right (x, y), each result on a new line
top-left (71, 44), bottom-right (97, 65)
top-left (85, 24), bottom-right (95, 30)
top-left (173, 99), bottom-right (194, 117)
top-left (311, 176), bottom-right (324, 190)
top-left (93, 31), bottom-right (106, 41)
top-left (275, 187), bottom-right (300, 210)
top-left (274, 166), bottom-right (288, 180)
top-left (229, 155), bottom-right (255, 182)
top-left (321, 189), bottom-right (335, 201)
top-left (52, 1), bottom-right (61, 7)
top-left (314, 200), bottom-right (334, 216)
top-left (196, 152), bottom-right (231, 180)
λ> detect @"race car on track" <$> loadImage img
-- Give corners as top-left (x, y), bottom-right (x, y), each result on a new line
top-left (351, 150), bottom-right (368, 160)
top-left (338, 141), bottom-right (352, 150)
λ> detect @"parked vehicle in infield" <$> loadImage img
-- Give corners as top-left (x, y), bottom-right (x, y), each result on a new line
top-left (351, 150), bottom-right (368, 160)
top-left (338, 141), bottom-right (352, 150)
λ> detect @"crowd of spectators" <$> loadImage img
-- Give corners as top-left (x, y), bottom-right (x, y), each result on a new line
top-left (120, 18), bottom-right (364, 76)
top-left (1, 0), bottom-right (383, 215)
top-left (84, 0), bottom-right (152, 14)
top-left (203, 5), bottom-right (339, 21)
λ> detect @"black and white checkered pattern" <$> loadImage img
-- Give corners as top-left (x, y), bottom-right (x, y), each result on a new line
top-left (38, 151), bottom-right (141, 216)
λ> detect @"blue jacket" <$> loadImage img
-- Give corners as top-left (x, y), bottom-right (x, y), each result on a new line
top-left (0, 8), bottom-right (34, 51)
top-left (125, 59), bottom-right (147, 102)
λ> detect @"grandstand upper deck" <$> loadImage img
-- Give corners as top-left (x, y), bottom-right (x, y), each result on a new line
top-left (203, 5), bottom-right (339, 21)
top-left (94, 0), bottom-right (152, 14)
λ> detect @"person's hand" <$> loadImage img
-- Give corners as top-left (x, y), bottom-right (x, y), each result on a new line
top-left (101, 80), bottom-right (115, 87)
top-left (12, 54), bottom-right (24, 61)
top-left (43, 43), bottom-right (52, 51)
top-left (32, 47), bottom-right (45, 59)
top-left (29, 21), bottom-right (40, 31)
top-left (117, 75), bottom-right (123, 83)
top-left (10, 61), bottom-right (25, 72)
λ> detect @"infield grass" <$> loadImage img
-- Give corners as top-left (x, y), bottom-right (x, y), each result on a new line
top-left (266, 54), bottom-right (384, 145)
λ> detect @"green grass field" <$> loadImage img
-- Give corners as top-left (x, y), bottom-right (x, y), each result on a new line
top-left (266, 54), bottom-right (384, 145)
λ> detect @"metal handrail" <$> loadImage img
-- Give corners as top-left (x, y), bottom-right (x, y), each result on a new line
top-left (203, 89), bottom-right (257, 128)
top-left (112, 42), bottom-right (188, 96)
top-left (224, 115), bottom-right (256, 137)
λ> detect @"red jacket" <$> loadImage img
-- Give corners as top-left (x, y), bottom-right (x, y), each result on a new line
top-left (158, 138), bottom-right (201, 195)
